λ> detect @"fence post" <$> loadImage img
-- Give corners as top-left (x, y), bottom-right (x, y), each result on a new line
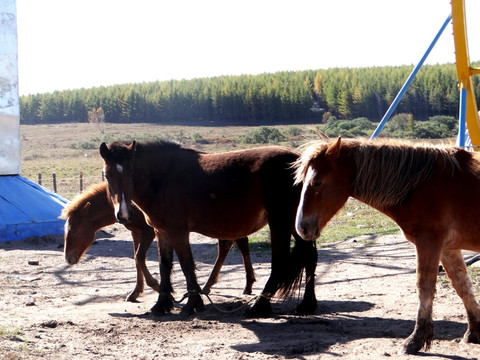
top-left (52, 173), bottom-right (57, 193)
top-left (79, 172), bottom-right (83, 193)
top-left (38, 173), bottom-right (42, 186)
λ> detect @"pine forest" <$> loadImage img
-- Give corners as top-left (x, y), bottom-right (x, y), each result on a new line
top-left (20, 63), bottom-right (480, 130)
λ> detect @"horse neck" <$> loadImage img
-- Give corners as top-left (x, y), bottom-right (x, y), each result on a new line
top-left (350, 142), bottom-right (446, 210)
top-left (131, 147), bottom-right (191, 209)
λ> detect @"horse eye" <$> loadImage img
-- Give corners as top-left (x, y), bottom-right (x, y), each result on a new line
top-left (311, 179), bottom-right (322, 188)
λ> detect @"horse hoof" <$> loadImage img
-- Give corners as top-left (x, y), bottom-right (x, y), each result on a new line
top-left (246, 296), bottom-right (272, 318)
top-left (295, 297), bottom-right (317, 315)
top-left (179, 307), bottom-right (195, 318)
top-left (150, 305), bottom-right (168, 316)
top-left (242, 286), bottom-right (253, 295)
top-left (179, 293), bottom-right (205, 317)
top-left (464, 329), bottom-right (480, 344)
top-left (401, 335), bottom-right (429, 355)
top-left (201, 287), bottom-right (211, 295)
top-left (150, 296), bottom-right (174, 316)
top-left (126, 291), bottom-right (141, 303)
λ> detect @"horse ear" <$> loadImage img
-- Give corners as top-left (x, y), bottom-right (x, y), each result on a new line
top-left (326, 137), bottom-right (342, 159)
top-left (99, 142), bottom-right (110, 161)
top-left (80, 202), bottom-right (91, 216)
top-left (126, 140), bottom-right (137, 159)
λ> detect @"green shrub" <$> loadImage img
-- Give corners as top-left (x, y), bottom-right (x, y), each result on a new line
top-left (323, 117), bottom-right (376, 138)
top-left (191, 132), bottom-right (209, 144)
top-left (238, 126), bottom-right (287, 144)
top-left (285, 126), bottom-right (303, 137)
top-left (70, 140), bottom-right (98, 150)
top-left (382, 113), bottom-right (458, 139)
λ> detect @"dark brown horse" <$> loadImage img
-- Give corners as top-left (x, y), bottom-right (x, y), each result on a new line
top-left (100, 140), bottom-right (317, 317)
top-left (294, 137), bottom-right (480, 354)
top-left (60, 182), bottom-right (257, 301)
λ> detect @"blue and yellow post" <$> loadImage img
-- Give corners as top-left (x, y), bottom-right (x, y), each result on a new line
top-left (452, 0), bottom-right (480, 150)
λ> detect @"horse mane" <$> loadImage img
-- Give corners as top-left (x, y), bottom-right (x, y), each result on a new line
top-left (59, 182), bottom-right (107, 219)
top-left (140, 139), bottom-right (204, 155)
top-left (294, 140), bottom-right (330, 184)
top-left (350, 139), bottom-right (462, 208)
top-left (296, 138), bottom-right (463, 208)
top-left (105, 139), bottom-right (202, 160)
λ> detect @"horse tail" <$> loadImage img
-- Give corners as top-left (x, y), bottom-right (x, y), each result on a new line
top-left (277, 236), bottom-right (317, 299)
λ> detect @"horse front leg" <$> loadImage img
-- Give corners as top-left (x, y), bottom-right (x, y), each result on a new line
top-left (171, 230), bottom-right (204, 317)
top-left (150, 231), bottom-right (175, 315)
top-left (202, 239), bottom-right (235, 295)
top-left (441, 249), bottom-right (480, 344)
top-left (137, 226), bottom-right (160, 292)
top-left (402, 241), bottom-right (441, 354)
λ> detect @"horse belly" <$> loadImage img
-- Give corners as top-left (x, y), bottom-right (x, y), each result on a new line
top-left (192, 207), bottom-right (268, 240)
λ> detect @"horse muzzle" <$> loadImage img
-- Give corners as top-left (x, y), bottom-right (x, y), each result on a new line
top-left (116, 209), bottom-right (134, 224)
top-left (296, 217), bottom-right (321, 241)
top-left (114, 200), bottom-right (134, 224)
top-left (65, 252), bottom-right (79, 265)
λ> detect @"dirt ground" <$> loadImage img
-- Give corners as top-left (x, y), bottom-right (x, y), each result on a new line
top-left (1, 227), bottom-right (480, 360)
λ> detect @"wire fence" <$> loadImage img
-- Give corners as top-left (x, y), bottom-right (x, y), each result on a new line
top-left (33, 172), bottom-right (105, 199)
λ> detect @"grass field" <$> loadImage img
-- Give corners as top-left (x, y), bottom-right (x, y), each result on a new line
top-left (19, 122), bottom-right (400, 244)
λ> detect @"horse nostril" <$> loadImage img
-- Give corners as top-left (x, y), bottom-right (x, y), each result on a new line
top-left (298, 219), bottom-right (319, 241)
top-left (302, 223), bottom-right (310, 237)
top-left (65, 253), bottom-right (79, 265)
top-left (117, 212), bottom-right (131, 224)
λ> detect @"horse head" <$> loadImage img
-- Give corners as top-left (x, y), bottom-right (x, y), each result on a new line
top-left (62, 202), bottom-right (95, 265)
top-left (100, 140), bottom-right (137, 224)
top-left (294, 137), bottom-right (353, 240)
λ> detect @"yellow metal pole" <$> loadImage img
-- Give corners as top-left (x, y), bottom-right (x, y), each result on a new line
top-left (451, 0), bottom-right (480, 149)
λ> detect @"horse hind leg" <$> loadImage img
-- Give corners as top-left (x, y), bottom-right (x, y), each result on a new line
top-left (291, 235), bottom-right (318, 315)
top-left (202, 239), bottom-right (235, 295)
top-left (137, 227), bottom-right (160, 292)
top-left (234, 237), bottom-right (256, 295)
top-left (126, 230), bottom-right (146, 302)
top-left (441, 249), bottom-right (480, 344)
top-left (247, 224), bottom-right (291, 317)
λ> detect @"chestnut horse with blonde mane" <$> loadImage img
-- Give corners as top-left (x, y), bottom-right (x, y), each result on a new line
top-left (294, 137), bottom-right (480, 354)
top-left (100, 140), bottom-right (318, 317)
top-left (60, 182), bottom-right (257, 301)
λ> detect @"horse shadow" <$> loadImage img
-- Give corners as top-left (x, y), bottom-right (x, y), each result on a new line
top-left (230, 314), bottom-right (468, 359)
top-left (109, 298), bottom-right (469, 360)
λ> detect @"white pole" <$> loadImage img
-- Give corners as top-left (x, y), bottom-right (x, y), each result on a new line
top-left (0, 0), bottom-right (21, 175)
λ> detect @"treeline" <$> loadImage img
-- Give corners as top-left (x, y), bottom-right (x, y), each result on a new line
top-left (20, 63), bottom-right (480, 125)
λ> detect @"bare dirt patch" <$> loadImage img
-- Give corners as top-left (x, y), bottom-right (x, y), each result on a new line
top-left (1, 229), bottom-right (479, 359)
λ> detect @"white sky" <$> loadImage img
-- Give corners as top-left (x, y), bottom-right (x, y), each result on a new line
top-left (15, 0), bottom-right (480, 95)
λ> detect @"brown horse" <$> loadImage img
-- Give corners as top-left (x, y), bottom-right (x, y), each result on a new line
top-left (60, 182), bottom-right (257, 301)
top-left (99, 140), bottom-right (318, 317)
top-left (294, 137), bottom-right (480, 354)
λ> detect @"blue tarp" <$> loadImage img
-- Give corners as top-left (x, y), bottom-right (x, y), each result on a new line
top-left (0, 175), bottom-right (67, 241)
